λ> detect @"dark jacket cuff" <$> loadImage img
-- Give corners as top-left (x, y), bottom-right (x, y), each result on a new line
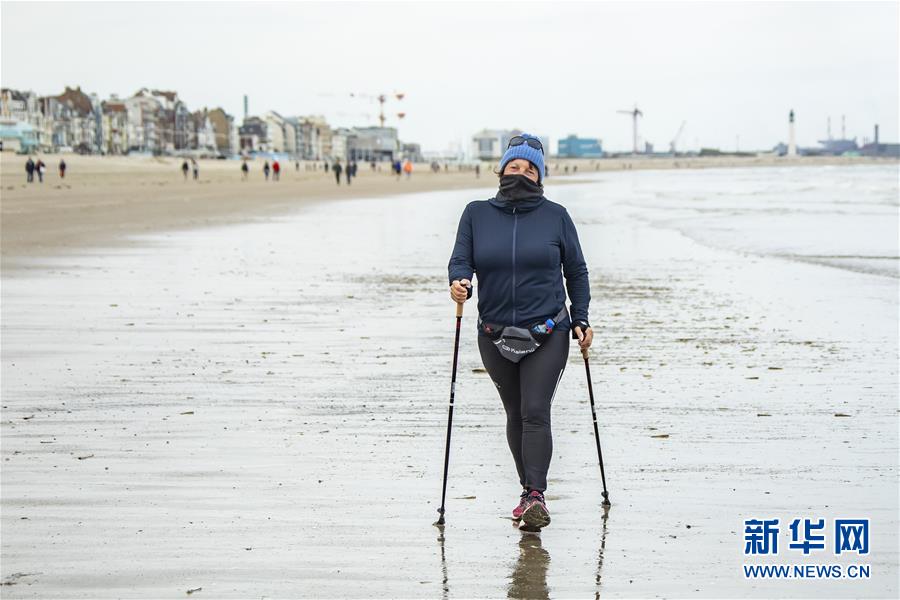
top-left (571, 319), bottom-right (590, 339)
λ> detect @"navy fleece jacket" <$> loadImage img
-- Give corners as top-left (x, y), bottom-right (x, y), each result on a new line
top-left (447, 193), bottom-right (590, 334)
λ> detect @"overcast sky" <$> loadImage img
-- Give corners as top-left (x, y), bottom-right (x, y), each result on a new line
top-left (2, 1), bottom-right (897, 153)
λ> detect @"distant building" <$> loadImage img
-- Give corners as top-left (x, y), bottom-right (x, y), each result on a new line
top-left (557, 135), bottom-right (603, 158)
top-left (313, 117), bottom-right (332, 159)
top-left (1, 88), bottom-right (53, 150)
top-left (1, 88), bottom-right (35, 122)
top-left (302, 116), bottom-right (330, 159)
top-left (402, 142), bottom-right (423, 162)
top-left (816, 138), bottom-right (858, 155)
top-left (471, 129), bottom-right (513, 160)
top-left (283, 117), bottom-right (299, 156)
top-left (263, 111), bottom-right (287, 153)
top-left (296, 118), bottom-right (319, 159)
top-left (190, 109), bottom-right (218, 154)
top-left (125, 92), bottom-right (162, 153)
top-left (330, 127), bottom-right (354, 161)
top-left (101, 99), bottom-right (128, 154)
top-left (39, 86), bottom-right (100, 152)
top-left (290, 116), bottom-right (330, 160)
top-left (206, 108), bottom-right (235, 156)
top-left (132, 89), bottom-right (190, 152)
top-left (349, 126), bottom-right (398, 162)
top-left (239, 116), bottom-right (267, 153)
top-left (0, 119), bottom-right (39, 153)
top-left (471, 129), bottom-right (550, 161)
top-left (859, 142), bottom-right (900, 157)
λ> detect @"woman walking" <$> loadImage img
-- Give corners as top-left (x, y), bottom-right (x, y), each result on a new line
top-left (447, 133), bottom-right (592, 531)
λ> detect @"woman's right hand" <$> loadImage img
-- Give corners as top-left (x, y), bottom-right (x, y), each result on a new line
top-left (450, 279), bottom-right (471, 303)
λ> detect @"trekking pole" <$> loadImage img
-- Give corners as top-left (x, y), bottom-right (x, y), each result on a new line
top-left (436, 300), bottom-right (464, 525)
top-left (580, 342), bottom-right (611, 507)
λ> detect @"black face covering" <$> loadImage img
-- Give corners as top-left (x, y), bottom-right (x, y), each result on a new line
top-left (498, 174), bottom-right (543, 201)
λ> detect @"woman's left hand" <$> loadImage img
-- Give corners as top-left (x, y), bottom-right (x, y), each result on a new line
top-left (574, 325), bottom-right (593, 351)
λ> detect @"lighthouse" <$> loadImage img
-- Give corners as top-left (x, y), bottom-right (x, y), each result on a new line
top-left (787, 109), bottom-right (797, 157)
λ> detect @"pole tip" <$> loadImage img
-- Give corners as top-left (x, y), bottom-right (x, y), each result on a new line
top-left (601, 491), bottom-right (611, 507)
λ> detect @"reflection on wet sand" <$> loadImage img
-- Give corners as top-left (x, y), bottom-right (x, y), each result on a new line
top-left (436, 506), bottom-right (610, 600)
top-left (595, 504), bottom-right (610, 600)
top-left (436, 524), bottom-right (449, 600)
top-left (508, 531), bottom-right (551, 600)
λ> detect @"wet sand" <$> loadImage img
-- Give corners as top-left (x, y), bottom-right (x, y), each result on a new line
top-left (1, 163), bottom-right (898, 597)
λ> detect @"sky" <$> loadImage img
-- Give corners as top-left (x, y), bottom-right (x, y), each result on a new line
top-left (1, 1), bottom-right (898, 154)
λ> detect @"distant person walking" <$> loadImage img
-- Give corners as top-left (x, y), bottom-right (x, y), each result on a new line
top-left (345, 160), bottom-right (352, 185)
top-left (475, 163), bottom-right (481, 178)
top-left (263, 161), bottom-right (270, 181)
top-left (333, 161), bottom-right (343, 185)
top-left (273, 160), bottom-right (281, 181)
top-left (351, 161), bottom-right (358, 178)
top-left (403, 159), bottom-right (413, 179)
top-left (295, 161), bottom-right (300, 172)
top-left (241, 160), bottom-right (249, 180)
top-left (58, 158), bottom-right (67, 179)
top-left (191, 158), bottom-right (199, 181)
top-left (36, 159), bottom-right (45, 183)
top-left (25, 157), bottom-right (35, 183)
top-left (181, 160), bottom-right (189, 180)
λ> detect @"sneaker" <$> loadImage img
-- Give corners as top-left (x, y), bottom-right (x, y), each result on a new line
top-left (520, 490), bottom-right (551, 529)
top-left (512, 489), bottom-right (529, 521)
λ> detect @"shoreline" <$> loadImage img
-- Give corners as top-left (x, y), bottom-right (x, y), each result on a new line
top-left (2, 153), bottom-right (896, 268)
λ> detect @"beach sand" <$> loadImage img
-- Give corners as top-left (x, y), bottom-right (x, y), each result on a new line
top-left (1, 154), bottom-right (490, 264)
top-left (2, 153), bottom-right (892, 264)
top-left (1, 157), bottom-right (897, 598)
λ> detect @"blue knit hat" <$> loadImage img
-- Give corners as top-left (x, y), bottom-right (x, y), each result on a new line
top-left (498, 133), bottom-right (545, 183)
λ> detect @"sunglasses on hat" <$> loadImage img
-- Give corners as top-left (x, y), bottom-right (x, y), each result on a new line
top-left (507, 135), bottom-right (544, 154)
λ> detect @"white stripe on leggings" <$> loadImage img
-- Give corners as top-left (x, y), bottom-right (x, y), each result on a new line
top-left (549, 367), bottom-right (565, 405)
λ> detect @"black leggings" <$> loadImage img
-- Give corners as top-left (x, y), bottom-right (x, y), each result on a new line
top-left (477, 329), bottom-right (569, 492)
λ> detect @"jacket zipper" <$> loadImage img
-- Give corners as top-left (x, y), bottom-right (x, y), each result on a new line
top-left (512, 207), bottom-right (518, 324)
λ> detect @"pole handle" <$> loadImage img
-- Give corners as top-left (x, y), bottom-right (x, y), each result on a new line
top-left (456, 302), bottom-right (464, 318)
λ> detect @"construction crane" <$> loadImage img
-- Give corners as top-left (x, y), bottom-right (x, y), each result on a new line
top-left (669, 120), bottom-right (687, 154)
top-left (617, 104), bottom-right (643, 154)
top-left (349, 92), bottom-right (406, 127)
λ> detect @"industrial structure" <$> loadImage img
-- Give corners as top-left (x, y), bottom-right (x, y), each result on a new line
top-left (617, 104), bottom-right (643, 154)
